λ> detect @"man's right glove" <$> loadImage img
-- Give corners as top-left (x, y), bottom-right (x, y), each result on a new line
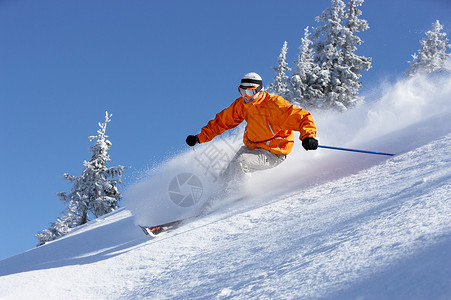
top-left (302, 137), bottom-right (318, 151)
top-left (186, 135), bottom-right (199, 147)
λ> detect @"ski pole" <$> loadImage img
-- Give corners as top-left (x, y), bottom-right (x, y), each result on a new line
top-left (318, 145), bottom-right (395, 156)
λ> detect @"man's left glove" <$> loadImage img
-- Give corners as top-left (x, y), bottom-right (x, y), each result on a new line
top-left (186, 135), bottom-right (199, 147)
top-left (302, 137), bottom-right (318, 151)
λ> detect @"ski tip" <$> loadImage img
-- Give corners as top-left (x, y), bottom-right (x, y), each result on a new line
top-left (139, 225), bottom-right (152, 236)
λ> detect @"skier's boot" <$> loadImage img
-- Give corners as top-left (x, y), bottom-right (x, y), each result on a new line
top-left (140, 225), bottom-right (165, 236)
top-left (139, 221), bottom-right (182, 236)
top-left (149, 226), bottom-right (164, 235)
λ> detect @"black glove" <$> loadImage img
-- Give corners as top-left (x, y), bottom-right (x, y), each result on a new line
top-left (186, 135), bottom-right (199, 147)
top-left (302, 137), bottom-right (318, 151)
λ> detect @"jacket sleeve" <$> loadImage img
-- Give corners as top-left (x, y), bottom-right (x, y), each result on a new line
top-left (276, 97), bottom-right (317, 140)
top-left (197, 98), bottom-right (245, 143)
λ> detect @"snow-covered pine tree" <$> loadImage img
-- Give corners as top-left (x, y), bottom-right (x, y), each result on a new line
top-left (311, 0), bottom-right (346, 110)
top-left (407, 20), bottom-right (451, 76)
top-left (311, 0), bottom-right (371, 110)
top-left (59, 111), bottom-right (125, 223)
top-left (36, 112), bottom-right (126, 246)
top-left (267, 41), bottom-right (291, 99)
top-left (291, 26), bottom-right (325, 108)
top-left (339, 0), bottom-right (372, 108)
top-left (35, 216), bottom-right (72, 246)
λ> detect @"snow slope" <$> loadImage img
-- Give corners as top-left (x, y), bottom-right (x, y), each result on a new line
top-left (0, 73), bottom-right (450, 299)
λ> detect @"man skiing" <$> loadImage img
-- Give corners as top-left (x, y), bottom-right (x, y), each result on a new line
top-left (186, 72), bottom-right (318, 184)
top-left (143, 72), bottom-right (318, 236)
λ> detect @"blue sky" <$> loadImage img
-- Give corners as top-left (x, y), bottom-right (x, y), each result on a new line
top-left (0, 0), bottom-right (450, 260)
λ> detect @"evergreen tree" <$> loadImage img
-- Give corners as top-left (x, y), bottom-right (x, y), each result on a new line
top-left (36, 112), bottom-right (126, 246)
top-left (341, 0), bottom-right (372, 107)
top-left (311, 0), bottom-right (347, 110)
top-left (268, 41), bottom-right (291, 99)
top-left (291, 26), bottom-right (326, 108)
top-left (266, 0), bottom-right (371, 110)
top-left (407, 20), bottom-right (451, 76)
top-left (311, 0), bottom-right (371, 110)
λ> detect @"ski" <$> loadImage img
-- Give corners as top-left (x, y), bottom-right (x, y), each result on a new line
top-left (139, 220), bottom-right (183, 237)
top-left (138, 195), bottom-right (248, 237)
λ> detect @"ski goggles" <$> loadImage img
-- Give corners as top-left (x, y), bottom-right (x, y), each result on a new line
top-left (238, 85), bottom-right (262, 97)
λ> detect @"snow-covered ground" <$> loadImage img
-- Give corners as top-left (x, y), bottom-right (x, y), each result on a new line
top-left (1, 73), bottom-right (450, 299)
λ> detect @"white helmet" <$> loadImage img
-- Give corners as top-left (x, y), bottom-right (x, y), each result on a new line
top-left (240, 72), bottom-right (263, 87)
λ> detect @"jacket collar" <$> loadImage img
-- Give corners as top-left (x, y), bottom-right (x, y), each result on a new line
top-left (243, 91), bottom-right (267, 105)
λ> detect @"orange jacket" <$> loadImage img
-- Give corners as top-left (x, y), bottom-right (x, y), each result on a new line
top-left (197, 91), bottom-right (317, 155)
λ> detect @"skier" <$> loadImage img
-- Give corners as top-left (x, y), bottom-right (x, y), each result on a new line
top-left (186, 72), bottom-right (318, 185)
top-left (144, 72), bottom-right (318, 236)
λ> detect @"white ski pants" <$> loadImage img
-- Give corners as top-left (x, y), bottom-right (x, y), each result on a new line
top-left (221, 146), bottom-right (286, 183)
